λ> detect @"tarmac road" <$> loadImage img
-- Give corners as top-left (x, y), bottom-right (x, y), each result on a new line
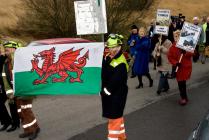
top-left (69, 79), bottom-right (209, 140)
top-left (0, 61), bottom-right (209, 140)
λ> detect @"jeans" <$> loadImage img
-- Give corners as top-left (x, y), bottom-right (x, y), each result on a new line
top-left (157, 71), bottom-right (169, 92)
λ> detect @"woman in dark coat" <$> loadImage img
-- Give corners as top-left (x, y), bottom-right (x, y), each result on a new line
top-left (168, 30), bottom-right (193, 105)
top-left (101, 34), bottom-right (128, 140)
top-left (133, 27), bottom-right (153, 88)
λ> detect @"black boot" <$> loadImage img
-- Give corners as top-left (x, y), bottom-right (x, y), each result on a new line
top-left (19, 132), bottom-right (33, 138)
top-left (6, 124), bottom-right (19, 132)
top-left (0, 124), bottom-right (10, 131)
top-left (130, 75), bottom-right (136, 78)
top-left (28, 128), bottom-right (40, 140)
top-left (145, 73), bottom-right (153, 87)
top-left (149, 79), bottom-right (153, 87)
top-left (156, 90), bottom-right (161, 95)
top-left (136, 83), bottom-right (143, 89)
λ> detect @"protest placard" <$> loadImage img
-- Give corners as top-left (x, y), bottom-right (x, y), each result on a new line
top-left (176, 22), bottom-right (202, 52)
top-left (155, 9), bottom-right (170, 35)
top-left (74, 0), bottom-right (107, 35)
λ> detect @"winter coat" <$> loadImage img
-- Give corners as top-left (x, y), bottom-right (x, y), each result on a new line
top-left (196, 24), bottom-right (205, 45)
top-left (205, 23), bottom-right (209, 46)
top-left (133, 36), bottom-right (151, 75)
top-left (153, 39), bottom-right (172, 71)
top-left (127, 33), bottom-right (140, 56)
top-left (168, 24), bottom-right (177, 43)
top-left (167, 43), bottom-right (193, 81)
top-left (0, 55), bottom-right (7, 102)
top-left (4, 53), bottom-right (34, 100)
top-left (101, 51), bottom-right (128, 119)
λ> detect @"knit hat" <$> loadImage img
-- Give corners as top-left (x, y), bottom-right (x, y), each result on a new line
top-left (131, 25), bottom-right (138, 30)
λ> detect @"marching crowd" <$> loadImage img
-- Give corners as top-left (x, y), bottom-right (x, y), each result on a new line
top-left (127, 15), bottom-right (209, 105)
top-left (0, 14), bottom-right (209, 140)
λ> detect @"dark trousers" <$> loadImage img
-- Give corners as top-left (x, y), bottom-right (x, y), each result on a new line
top-left (178, 80), bottom-right (188, 100)
top-left (0, 96), bottom-right (12, 126)
top-left (0, 80), bottom-right (11, 125)
top-left (9, 99), bottom-right (20, 126)
top-left (157, 72), bottom-right (169, 91)
top-left (138, 73), bottom-right (152, 85)
top-left (0, 77), bottom-right (20, 127)
top-left (130, 55), bottom-right (136, 76)
top-left (193, 45), bottom-right (200, 62)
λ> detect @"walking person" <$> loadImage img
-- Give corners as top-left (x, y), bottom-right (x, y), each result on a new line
top-left (204, 17), bottom-right (209, 46)
top-left (127, 24), bottom-right (140, 78)
top-left (199, 16), bottom-right (207, 64)
top-left (153, 35), bottom-right (172, 95)
top-left (133, 27), bottom-right (153, 89)
top-left (3, 43), bottom-right (20, 132)
top-left (3, 41), bottom-right (40, 140)
top-left (203, 16), bottom-right (209, 60)
top-left (101, 34), bottom-right (128, 140)
top-left (192, 17), bottom-right (205, 62)
top-left (0, 45), bottom-right (14, 132)
top-left (168, 30), bottom-right (193, 106)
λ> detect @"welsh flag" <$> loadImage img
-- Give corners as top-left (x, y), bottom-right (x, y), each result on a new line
top-left (14, 43), bottom-right (104, 96)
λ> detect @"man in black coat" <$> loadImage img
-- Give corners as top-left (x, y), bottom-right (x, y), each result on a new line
top-left (0, 50), bottom-right (13, 131)
top-left (0, 43), bottom-right (20, 133)
top-left (101, 34), bottom-right (128, 140)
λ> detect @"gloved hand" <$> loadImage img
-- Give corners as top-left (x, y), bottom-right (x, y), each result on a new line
top-left (176, 62), bottom-right (181, 67)
top-left (130, 40), bottom-right (135, 47)
top-left (181, 49), bottom-right (186, 54)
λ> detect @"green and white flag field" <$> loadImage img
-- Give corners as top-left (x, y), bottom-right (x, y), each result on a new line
top-left (14, 43), bottom-right (104, 96)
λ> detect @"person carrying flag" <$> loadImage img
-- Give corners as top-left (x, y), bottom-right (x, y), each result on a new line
top-left (3, 41), bottom-right (40, 140)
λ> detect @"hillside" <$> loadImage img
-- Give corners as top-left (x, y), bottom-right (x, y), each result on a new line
top-left (0, 0), bottom-right (22, 33)
top-left (158, 0), bottom-right (209, 19)
top-left (0, 0), bottom-right (209, 41)
top-left (144, 0), bottom-right (209, 23)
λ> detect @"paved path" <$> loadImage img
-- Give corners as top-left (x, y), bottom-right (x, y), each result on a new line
top-left (69, 80), bottom-right (209, 140)
top-left (0, 61), bottom-right (209, 140)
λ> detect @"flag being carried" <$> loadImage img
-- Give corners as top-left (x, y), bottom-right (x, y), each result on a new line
top-left (14, 43), bottom-right (104, 96)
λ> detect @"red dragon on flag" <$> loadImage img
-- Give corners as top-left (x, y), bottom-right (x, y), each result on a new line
top-left (31, 47), bottom-right (89, 85)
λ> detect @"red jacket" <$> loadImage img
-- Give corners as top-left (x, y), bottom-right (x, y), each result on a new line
top-left (167, 43), bottom-right (193, 81)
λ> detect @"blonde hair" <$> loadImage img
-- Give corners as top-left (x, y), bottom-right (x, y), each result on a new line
top-left (173, 30), bottom-right (181, 42)
top-left (139, 27), bottom-right (147, 35)
top-left (173, 30), bottom-right (181, 36)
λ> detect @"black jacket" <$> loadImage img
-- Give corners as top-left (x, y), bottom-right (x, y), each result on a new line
top-left (205, 23), bottom-right (209, 46)
top-left (0, 55), bottom-right (7, 102)
top-left (101, 51), bottom-right (128, 119)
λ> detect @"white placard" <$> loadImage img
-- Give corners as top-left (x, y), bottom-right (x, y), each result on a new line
top-left (155, 9), bottom-right (170, 35)
top-left (74, 0), bottom-right (107, 35)
top-left (177, 22), bottom-right (202, 52)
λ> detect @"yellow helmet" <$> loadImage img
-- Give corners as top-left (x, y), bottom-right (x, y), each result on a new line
top-left (3, 41), bottom-right (22, 49)
top-left (106, 34), bottom-right (124, 48)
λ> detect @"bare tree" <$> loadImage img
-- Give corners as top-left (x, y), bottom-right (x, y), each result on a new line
top-left (17, 0), bottom-right (76, 38)
top-left (15, 0), bottom-right (153, 39)
top-left (106, 0), bottom-right (153, 35)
